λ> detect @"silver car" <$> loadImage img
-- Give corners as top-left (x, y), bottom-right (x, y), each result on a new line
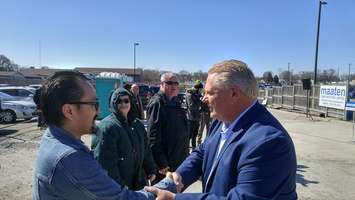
top-left (0, 86), bottom-right (34, 101)
top-left (0, 92), bottom-right (37, 123)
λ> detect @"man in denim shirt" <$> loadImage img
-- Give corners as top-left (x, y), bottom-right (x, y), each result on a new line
top-left (32, 71), bottom-right (155, 200)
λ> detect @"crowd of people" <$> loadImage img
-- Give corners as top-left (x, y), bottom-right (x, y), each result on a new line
top-left (32, 59), bottom-right (297, 200)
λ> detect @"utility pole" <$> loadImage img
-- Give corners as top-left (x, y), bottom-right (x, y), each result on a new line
top-left (133, 42), bottom-right (139, 82)
top-left (288, 62), bottom-right (291, 84)
top-left (313, 1), bottom-right (327, 85)
top-left (348, 63), bottom-right (352, 93)
top-left (39, 40), bottom-right (42, 68)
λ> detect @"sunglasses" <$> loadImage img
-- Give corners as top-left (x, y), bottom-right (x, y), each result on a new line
top-left (164, 81), bottom-right (179, 86)
top-left (68, 101), bottom-right (99, 110)
top-left (117, 98), bottom-right (130, 104)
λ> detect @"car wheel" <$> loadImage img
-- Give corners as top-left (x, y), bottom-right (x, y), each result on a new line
top-left (2, 110), bottom-right (17, 123)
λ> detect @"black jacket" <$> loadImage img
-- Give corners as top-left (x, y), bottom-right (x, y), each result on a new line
top-left (146, 91), bottom-right (189, 171)
top-left (185, 88), bottom-right (202, 121)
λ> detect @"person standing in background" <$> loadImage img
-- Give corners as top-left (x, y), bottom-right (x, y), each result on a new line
top-left (146, 72), bottom-right (189, 183)
top-left (197, 99), bottom-right (211, 143)
top-left (185, 80), bottom-right (203, 149)
top-left (92, 88), bottom-right (156, 190)
top-left (131, 84), bottom-right (145, 119)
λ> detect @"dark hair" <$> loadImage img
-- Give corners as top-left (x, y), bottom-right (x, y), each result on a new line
top-left (194, 83), bottom-right (203, 89)
top-left (123, 83), bottom-right (132, 91)
top-left (40, 70), bottom-right (89, 126)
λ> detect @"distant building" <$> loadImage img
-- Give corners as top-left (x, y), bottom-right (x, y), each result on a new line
top-left (0, 71), bottom-right (26, 85)
top-left (19, 68), bottom-right (63, 84)
top-left (0, 67), bottom-right (142, 86)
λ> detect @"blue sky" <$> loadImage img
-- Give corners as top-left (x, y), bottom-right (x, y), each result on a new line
top-left (1, 0), bottom-right (355, 76)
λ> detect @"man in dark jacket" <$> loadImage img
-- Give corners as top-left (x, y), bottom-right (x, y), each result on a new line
top-left (131, 84), bottom-right (145, 119)
top-left (186, 80), bottom-right (203, 149)
top-left (91, 88), bottom-right (157, 190)
top-left (146, 72), bottom-right (189, 182)
top-left (197, 100), bottom-right (211, 143)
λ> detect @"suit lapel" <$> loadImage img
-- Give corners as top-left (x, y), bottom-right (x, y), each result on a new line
top-left (203, 102), bottom-right (262, 192)
top-left (203, 125), bottom-right (221, 192)
top-left (204, 128), bottom-right (244, 192)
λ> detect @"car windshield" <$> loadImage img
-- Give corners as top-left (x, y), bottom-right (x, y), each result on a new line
top-left (0, 92), bottom-right (14, 100)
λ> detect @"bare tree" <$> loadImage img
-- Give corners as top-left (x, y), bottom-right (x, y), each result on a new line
top-left (279, 70), bottom-right (292, 84)
top-left (318, 68), bottom-right (339, 83)
top-left (177, 70), bottom-right (191, 83)
top-left (191, 70), bottom-right (207, 82)
top-left (0, 55), bottom-right (18, 71)
top-left (142, 69), bottom-right (160, 84)
top-left (263, 71), bottom-right (273, 83)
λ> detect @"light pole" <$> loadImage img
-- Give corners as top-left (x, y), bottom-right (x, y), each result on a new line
top-left (39, 40), bottom-right (42, 68)
top-left (313, 0), bottom-right (327, 85)
top-left (133, 42), bottom-right (139, 82)
top-left (348, 63), bottom-right (352, 97)
top-left (288, 62), bottom-right (291, 85)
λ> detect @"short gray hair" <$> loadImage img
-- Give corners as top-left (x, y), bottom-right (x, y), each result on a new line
top-left (160, 72), bottom-right (177, 82)
top-left (208, 59), bottom-right (258, 98)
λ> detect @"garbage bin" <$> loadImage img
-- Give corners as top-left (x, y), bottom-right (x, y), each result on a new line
top-left (345, 101), bottom-right (355, 121)
top-left (346, 110), bottom-right (354, 121)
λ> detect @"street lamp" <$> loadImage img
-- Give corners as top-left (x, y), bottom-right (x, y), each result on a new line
top-left (288, 62), bottom-right (291, 85)
top-left (313, 0), bottom-right (327, 85)
top-left (348, 63), bottom-right (352, 99)
top-left (133, 42), bottom-right (139, 82)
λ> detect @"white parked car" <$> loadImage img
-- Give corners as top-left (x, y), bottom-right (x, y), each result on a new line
top-left (0, 92), bottom-right (37, 123)
top-left (0, 86), bottom-right (35, 101)
top-left (28, 84), bottom-right (42, 90)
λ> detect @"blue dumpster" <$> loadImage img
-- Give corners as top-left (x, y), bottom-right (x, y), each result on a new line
top-left (95, 73), bottom-right (128, 119)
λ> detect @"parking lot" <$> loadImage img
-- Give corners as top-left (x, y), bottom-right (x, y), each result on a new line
top-left (1, 108), bottom-right (355, 199)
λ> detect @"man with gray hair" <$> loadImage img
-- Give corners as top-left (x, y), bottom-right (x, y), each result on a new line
top-left (146, 60), bottom-right (297, 200)
top-left (146, 72), bottom-right (189, 183)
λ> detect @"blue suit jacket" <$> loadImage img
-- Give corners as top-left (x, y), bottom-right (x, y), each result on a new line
top-left (175, 102), bottom-right (297, 200)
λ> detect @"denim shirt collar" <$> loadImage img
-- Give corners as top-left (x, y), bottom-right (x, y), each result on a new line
top-left (48, 125), bottom-right (90, 153)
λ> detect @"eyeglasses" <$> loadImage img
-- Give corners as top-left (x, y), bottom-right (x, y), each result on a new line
top-left (163, 81), bottom-right (179, 86)
top-left (68, 101), bottom-right (99, 110)
top-left (117, 98), bottom-right (130, 104)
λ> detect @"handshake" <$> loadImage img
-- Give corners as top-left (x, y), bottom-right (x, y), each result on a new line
top-left (143, 172), bottom-right (184, 200)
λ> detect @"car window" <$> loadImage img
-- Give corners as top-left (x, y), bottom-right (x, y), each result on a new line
top-left (0, 92), bottom-right (13, 99)
top-left (18, 89), bottom-right (32, 97)
top-left (0, 89), bottom-right (18, 96)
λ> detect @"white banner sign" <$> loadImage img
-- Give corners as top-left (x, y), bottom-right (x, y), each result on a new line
top-left (319, 85), bottom-right (347, 110)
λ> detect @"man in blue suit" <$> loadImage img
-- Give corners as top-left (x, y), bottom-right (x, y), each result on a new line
top-left (146, 59), bottom-right (297, 200)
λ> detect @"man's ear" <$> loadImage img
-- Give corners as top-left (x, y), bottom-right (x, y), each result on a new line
top-left (231, 86), bottom-right (241, 98)
top-left (62, 104), bottom-right (74, 121)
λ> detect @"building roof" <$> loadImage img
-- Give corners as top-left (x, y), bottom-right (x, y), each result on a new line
top-left (75, 67), bottom-right (142, 76)
top-left (0, 71), bottom-right (23, 76)
top-left (19, 68), bottom-right (63, 77)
